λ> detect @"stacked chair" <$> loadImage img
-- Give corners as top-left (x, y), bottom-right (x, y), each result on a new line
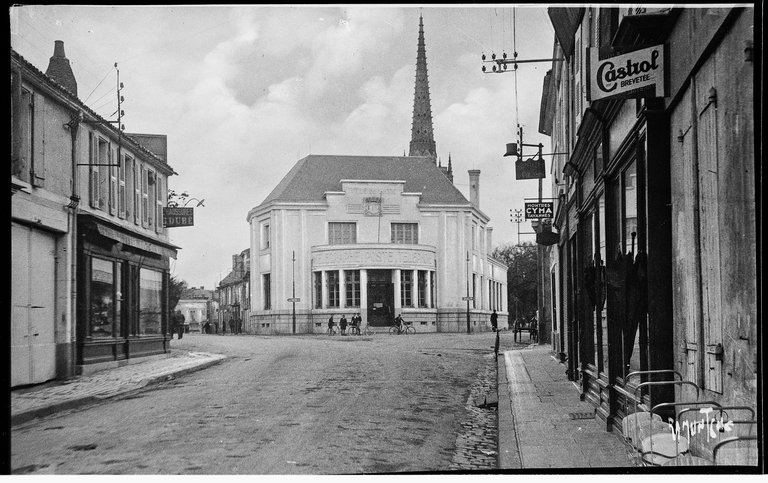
top-left (619, 370), bottom-right (757, 466)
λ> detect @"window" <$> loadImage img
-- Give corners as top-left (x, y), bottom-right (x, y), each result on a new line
top-left (262, 223), bottom-right (270, 249)
top-left (391, 223), bottom-right (418, 244)
top-left (98, 139), bottom-right (109, 210)
top-left (141, 167), bottom-right (149, 226)
top-left (90, 257), bottom-right (115, 338)
top-left (155, 175), bottom-right (164, 233)
top-left (313, 272), bottom-right (322, 309)
top-left (118, 154), bottom-right (126, 218)
top-left (147, 170), bottom-right (155, 227)
top-left (133, 160), bottom-right (140, 224)
top-left (401, 271), bottom-right (413, 307)
top-left (329, 222), bottom-right (356, 244)
top-left (263, 273), bottom-right (271, 310)
top-left (472, 274), bottom-right (477, 309)
top-left (418, 271), bottom-right (427, 307)
top-left (430, 271), bottom-right (436, 309)
top-left (139, 267), bottom-right (162, 335)
top-left (471, 224), bottom-right (477, 250)
top-left (345, 270), bottom-right (360, 308)
top-left (89, 133), bottom-right (98, 207)
top-left (327, 271), bottom-right (339, 308)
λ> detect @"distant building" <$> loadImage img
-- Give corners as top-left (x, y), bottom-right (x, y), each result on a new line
top-left (244, 15), bottom-right (508, 334)
top-left (217, 249), bottom-right (250, 334)
top-left (11, 41), bottom-right (179, 385)
top-left (177, 287), bottom-right (217, 333)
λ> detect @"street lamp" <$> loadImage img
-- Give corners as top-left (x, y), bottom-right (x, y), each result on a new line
top-left (466, 251), bottom-right (471, 334)
top-left (291, 250), bottom-right (296, 334)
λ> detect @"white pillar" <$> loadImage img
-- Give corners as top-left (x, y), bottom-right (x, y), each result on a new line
top-left (360, 269), bottom-right (368, 326)
top-left (426, 270), bottom-right (432, 308)
top-left (394, 269), bottom-right (401, 314)
top-left (340, 269), bottom-right (346, 310)
top-left (412, 269), bottom-right (418, 308)
top-left (321, 271), bottom-right (328, 309)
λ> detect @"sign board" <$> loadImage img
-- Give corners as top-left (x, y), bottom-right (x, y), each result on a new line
top-left (525, 202), bottom-right (554, 220)
top-left (287, 298), bottom-right (301, 302)
top-left (515, 157), bottom-right (546, 180)
top-left (588, 44), bottom-right (665, 101)
top-left (163, 207), bottom-right (194, 227)
top-left (536, 231), bottom-right (561, 246)
top-left (461, 296), bottom-right (474, 301)
top-left (363, 197), bottom-right (382, 217)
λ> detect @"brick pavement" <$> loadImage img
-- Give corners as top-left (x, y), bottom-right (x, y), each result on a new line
top-left (11, 350), bottom-right (225, 426)
top-left (497, 344), bottom-right (635, 470)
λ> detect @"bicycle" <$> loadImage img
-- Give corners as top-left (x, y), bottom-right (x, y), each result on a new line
top-left (389, 322), bottom-right (415, 335)
top-left (327, 326), bottom-right (337, 336)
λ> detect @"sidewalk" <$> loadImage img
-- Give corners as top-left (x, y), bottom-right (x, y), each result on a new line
top-left (497, 343), bottom-right (635, 470)
top-left (11, 350), bottom-right (225, 426)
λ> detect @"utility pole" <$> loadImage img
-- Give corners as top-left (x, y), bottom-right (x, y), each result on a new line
top-left (466, 251), bottom-right (471, 334)
top-left (291, 250), bottom-right (296, 334)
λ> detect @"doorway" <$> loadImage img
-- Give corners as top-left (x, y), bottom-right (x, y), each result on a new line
top-left (367, 269), bottom-right (393, 327)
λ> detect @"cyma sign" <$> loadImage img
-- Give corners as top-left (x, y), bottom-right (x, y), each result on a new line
top-left (588, 45), bottom-right (665, 101)
top-left (525, 202), bottom-right (554, 220)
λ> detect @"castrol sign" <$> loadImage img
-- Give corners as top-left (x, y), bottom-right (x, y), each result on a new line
top-left (588, 45), bottom-right (665, 101)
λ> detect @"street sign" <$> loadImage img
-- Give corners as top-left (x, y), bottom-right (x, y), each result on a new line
top-left (462, 296), bottom-right (474, 301)
top-left (588, 44), bottom-right (665, 101)
top-left (525, 202), bottom-right (554, 219)
top-left (163, 207), bottom-right (194, 227)
top-left (287, 297), bottom-right (301, 302)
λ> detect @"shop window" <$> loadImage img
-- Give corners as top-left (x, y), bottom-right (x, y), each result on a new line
top-left (263, 273), bottom-right (271, 310)
top-left (138, 268), bottom-right (162, 335)
top-left (327, 271), bottom-right (339, 308)
top-left (391, 223), bottom-right (418, 244)
top-left (345, 270), bottom-right (360, 308)
top-left (90, 257), bottom-right (116, 338)
top-left (401, 271), bottom-right (413, 307)
top-left (418, 271), bottom-right (427, 307)
top-left (622, 160), bottom-right (643, 376)
top-left (329, 222), bottom-right (356, 245)
top-left (313, 272), bottom-right (322, 309)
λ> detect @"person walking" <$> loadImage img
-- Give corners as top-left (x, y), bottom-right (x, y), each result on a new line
top-left (491, 310), bottom-right (498, 332)
top-left (328, 315), bottom-right (335, 335)
top-left (339, 315), bottom-right (348, 336)
top-left (173, 310), bottom-right (185, 339)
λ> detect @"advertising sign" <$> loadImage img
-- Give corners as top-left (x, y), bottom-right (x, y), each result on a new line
top-left (515, 157), bottom-right (546, 180)
top-left (588, 44), bottom-right (665, 101)
top-left (163, 207), bottom-right (194, 227)
top-left (525, 202), bottom-right (554, 220)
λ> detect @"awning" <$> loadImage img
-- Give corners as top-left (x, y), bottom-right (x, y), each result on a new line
top-left (93, 223), bottom-right (179, 259)
top-left (548, 7), bottom-right (584, 57)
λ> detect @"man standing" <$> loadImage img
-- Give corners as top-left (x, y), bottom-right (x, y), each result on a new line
top-left (340, 315), bottom-right (348, 336)
top-left (491, 310), bottom-right (498, 332)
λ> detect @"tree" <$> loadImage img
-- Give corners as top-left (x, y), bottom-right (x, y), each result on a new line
top-left (492, 242), bottom-right (538, 323)
top-left (169, 275), bottom-right (188, 312)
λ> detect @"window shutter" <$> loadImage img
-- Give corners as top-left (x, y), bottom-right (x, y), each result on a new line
top-left (89, 133), bottom-right (99, 208)
top-left (133, 160), bottom-right (141, 225)
top-left (109, 147), bottom-right (117, 216)
top-left (118, 154), bottom-right (126, 218)
top-left (31, 95), bottom-right (45, 187)
top-left (155, 175), bottom-right (164, 234)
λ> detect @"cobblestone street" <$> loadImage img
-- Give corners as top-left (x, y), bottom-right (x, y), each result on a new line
top-left (12, 332), bottom-right (500, 475)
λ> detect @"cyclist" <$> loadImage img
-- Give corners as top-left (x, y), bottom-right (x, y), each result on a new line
top-left (394, 314), bottom-right (405, 334)
top-left (350, 314), bottom-right (360, 335)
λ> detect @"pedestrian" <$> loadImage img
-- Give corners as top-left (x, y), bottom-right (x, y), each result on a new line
top-left (174, 310), bottom-right (185, 339)
top-left (340, 314), bottom-right (348, 336)
top-left (328, 315), bottom-right (335, 335)
top-left (491, 310), bottom-right (498, 332)
top-left (351, 313), bottom-right (360, 335)
top-left (204, 321), bottom-right (211, 334)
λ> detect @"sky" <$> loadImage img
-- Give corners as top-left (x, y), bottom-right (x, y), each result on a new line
top-left (10, 4), bottom-right (557, 289)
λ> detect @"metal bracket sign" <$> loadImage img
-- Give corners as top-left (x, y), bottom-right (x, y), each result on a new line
top-left (588, 44), bottom-right (666, 101)
top-left (163, 207), bottom-right (194, 227)
top-left (525, 202), bottom-right (554, 219)
top-left (287, 298), bottom-right (301, 302)
top-left (515, 157), bottom-right (546, 180)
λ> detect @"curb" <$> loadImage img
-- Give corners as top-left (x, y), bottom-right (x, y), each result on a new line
top-left (11, 355), bottom-right (225, 427)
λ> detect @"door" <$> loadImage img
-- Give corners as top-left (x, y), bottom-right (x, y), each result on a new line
top-left (367, 269), bottom-right (393, 327)
top-left (12, 223), bottom-right (57, 386)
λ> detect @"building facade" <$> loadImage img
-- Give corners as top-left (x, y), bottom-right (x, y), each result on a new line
top-left (177, 287), bottom-right (217, 333)
top-left (11, 42), bottom-right (178, 385)
top-left (537, 5), bottom-right (757, 455)
top-left (244, 16), bottom-right (508, 334)
top-left (216, 249), bottom-right (250, 334)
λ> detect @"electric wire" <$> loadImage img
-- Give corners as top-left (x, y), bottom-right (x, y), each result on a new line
top-left (83, 67), bottom-right (114, 104)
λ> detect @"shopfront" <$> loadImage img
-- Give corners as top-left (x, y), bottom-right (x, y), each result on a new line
top-left (77, 215), bottom-right (178, 373)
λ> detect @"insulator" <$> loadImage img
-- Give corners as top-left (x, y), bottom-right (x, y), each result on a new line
top-left (120, 96), bottom-right (124, 102)
top-left (120, 110), bottom-right (125, 116)
top-left (482, 65), bottom-right (486, 72)
top-left (503, 52), bottom-right (507, 59)
top-left (492, 65), bottom-right (497, 72)
top-left (503, 63), bottom-right (508, 70)
top-left (491, 52), bottom-right (496, 60)
top-left (481, 53), bottom-right (486, 61)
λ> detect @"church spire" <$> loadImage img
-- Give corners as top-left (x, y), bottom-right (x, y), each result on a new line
top-left (408, 14), bottom-right (437, 162)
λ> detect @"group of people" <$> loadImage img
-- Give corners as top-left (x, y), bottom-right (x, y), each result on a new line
top-left (327, 313), bottom-right (362, 335)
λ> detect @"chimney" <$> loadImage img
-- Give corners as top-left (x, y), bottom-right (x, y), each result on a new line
top-left (45, 41), bottom-right (78, 96)
top-left (468, 170), bottom-right (480, 209)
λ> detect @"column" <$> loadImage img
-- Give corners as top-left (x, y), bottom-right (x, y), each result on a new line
top-left (321, 271), bottom-right (328, 309)
top-left (393, 269), bottom-right (401, 314)
top-left (360, 269), bottom-right (368, 325)
top-left (339, 269), bottom-right (346, 310)
top-left (426, 270), bottom-right (432, 308)
top-left (412, 269), bottom-right (418, 308)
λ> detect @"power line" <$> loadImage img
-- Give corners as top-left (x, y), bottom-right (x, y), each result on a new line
top-left (83, 67), bottom-right (114, 103)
